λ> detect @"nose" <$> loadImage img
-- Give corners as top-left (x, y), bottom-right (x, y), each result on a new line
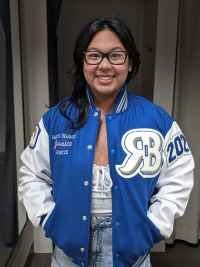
top-left (98, 56), bottom-right (112, 69)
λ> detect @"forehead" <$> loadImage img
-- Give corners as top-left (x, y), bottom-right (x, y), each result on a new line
top-left (87, 29), bottom-right (125, 51)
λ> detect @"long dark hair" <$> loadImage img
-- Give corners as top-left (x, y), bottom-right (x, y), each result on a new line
top-left (60, 17), bottom-right (140, 131)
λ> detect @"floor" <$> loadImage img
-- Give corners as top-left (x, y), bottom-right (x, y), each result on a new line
top-left (0, 238), bottom-right (13, 267)
top-left (26, 241), bottom-right (200, 267)
top-left (150, 241), bottom-right (200, 267)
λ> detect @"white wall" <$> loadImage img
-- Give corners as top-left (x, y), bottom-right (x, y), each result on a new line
top-left (168, 0), bottom-right (200, 244)
top-left (21, 0), bottom-right (50, 136)
top-left (153, 0), bottom-right (179, 115)
top-left (141, 0), bottom-right (158, 101)
top-left (20, 0), bottom-right (52, 253)
top-left (10, 0), bottom-right (26, 234)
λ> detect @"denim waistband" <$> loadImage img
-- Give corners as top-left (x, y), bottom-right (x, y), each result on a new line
top-left (90, 216), bottom-right (112, 229)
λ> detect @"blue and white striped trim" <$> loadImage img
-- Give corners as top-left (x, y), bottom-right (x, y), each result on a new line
top-left (86, 83), bottom-right (128, 114)
top-left (132, 250), bottom-right (150, 267)
top-left (116, 89), bottom-right (128, 113)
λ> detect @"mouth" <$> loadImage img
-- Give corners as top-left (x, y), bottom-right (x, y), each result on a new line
top-left (96, 76), bottom-right (114, 81)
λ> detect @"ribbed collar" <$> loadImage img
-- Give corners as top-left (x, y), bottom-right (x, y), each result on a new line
top-left (86, 82), bottom-right (128, 114)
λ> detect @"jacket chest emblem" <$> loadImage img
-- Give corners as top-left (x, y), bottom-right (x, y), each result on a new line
top-left (116, 129), bottom-right (163, 178)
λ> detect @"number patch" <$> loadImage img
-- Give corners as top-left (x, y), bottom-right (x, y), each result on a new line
top-left (165, 133), bottom-right (190, 166)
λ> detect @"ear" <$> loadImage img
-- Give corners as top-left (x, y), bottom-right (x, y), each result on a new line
top-left (128, 58), bottom-right (133, 72)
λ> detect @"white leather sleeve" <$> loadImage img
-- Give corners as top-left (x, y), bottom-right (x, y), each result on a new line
top-left (147, 121), bottom-right (194, 238)
top-left (18, 118), bottom-right (55, 228)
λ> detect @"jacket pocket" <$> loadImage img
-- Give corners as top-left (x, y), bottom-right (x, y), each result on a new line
top-left (42, 203), bottom-right (56, 228)
top-left (146, 212), bottom-right (164, 241)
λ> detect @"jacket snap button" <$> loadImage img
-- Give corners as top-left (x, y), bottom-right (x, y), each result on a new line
top-left (108, 116), bottom-right (112, 121)
top-left (87, 145), bottom-right (92, 150)
top-left (94, 112), bottom-right (98, 117)
top-left (115, 222), bottom-right (120, 227)
top-left (82, 216), bottom-right (87, 221)
top-left (80, 248), bottom-right (85, 252)
top-left (111, 149), bottom-right (115, 154)
top-left (114, 186), bottom-right (118, 190)
top-left (84, 181), bottom-right (89, 186)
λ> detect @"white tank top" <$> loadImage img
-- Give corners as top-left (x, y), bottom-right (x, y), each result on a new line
top-left (91, 164), bottom-right (113, 216)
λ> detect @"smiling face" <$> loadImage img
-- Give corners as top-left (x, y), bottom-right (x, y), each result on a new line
top-left (83, 30), bottom-right (132, 101)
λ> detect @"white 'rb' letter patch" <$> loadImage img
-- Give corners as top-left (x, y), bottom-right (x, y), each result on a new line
top-left (116, 129), bottom-right (164, 178)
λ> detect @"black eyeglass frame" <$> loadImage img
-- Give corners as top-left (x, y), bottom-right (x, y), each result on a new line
top-left (83, 51), bottom-right (129, 65)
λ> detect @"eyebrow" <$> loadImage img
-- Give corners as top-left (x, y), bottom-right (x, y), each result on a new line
top-left (87, 46), bottom-right (125, 51)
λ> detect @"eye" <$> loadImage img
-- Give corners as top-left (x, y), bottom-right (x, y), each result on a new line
top-left (109, 52), bottom-right (124, 61)
top-left (91, 53), bottom-right (100, 58)
top-left (110, 53), bottom-right (120, 58)
top-left (85, 51), bottom-right (103, 64)
top-left (87, 52), bottom-right (101, 58)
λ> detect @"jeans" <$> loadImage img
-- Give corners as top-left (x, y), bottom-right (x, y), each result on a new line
top-left (51, 216), bottom-right (151, 267)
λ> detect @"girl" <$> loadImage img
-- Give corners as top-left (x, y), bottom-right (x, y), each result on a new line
top-left (18, 17), bottom-right (194, 267)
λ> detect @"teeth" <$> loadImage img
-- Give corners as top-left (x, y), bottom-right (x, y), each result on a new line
top-left (98, 76), bottom-right (112, 80)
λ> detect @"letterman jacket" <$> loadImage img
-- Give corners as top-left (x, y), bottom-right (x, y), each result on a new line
top-left (18, 84), bottom-right (194, 267)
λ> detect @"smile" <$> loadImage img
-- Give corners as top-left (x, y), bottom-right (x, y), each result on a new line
top-left (97, 76), bottom-right (113, 80)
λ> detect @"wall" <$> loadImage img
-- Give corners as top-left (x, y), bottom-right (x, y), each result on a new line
top-left (169, 0), bottom-right (200, 244)
top-left (20, 0), bottom-right (50, 138)
top-left (141, 0), bottom-right (158, 101)
top-left (20, 0), bottom-right (52, 253)
top-left (153, 0), bottom-right (179, 115)
top-left (10, 0), bottom-right (26, 234)
top-left (0, 20), bottom-right (6, 153)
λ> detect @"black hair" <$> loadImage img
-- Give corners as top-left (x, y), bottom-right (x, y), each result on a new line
top-left (60, 17), bottom-right (140, 131)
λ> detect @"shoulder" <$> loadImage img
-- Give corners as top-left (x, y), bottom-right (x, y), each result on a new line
top-left (128, 93), bottom-right (168, 113)
top-left (42, 97), bottom-right (72, 133)
top-left (128, 92), bottom-right (175, 136)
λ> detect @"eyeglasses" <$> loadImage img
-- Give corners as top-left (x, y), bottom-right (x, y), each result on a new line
top-left (83, 51), bottom-right (129, 65)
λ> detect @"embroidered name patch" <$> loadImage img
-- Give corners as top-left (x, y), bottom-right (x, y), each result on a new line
top-left (53, 140), bottom-right (72, 150)
top-left (29, 124), bottom-right (41, 149)
top-left (51, 133), bottom-right (76, 155)
top-left (116, 129), bottom-right (164, 178)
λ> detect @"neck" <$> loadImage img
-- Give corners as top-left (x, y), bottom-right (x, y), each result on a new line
top-left (94, 93), bottom-right (118, 114)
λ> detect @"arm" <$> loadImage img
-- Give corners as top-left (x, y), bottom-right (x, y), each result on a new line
top-left (147, 121), bottom-right (194, 238)
top-left (18, 118), bottom-right (55, 228)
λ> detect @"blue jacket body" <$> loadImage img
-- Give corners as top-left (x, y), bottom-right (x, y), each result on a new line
top-left (19, 84), bottom-right (194, 267)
